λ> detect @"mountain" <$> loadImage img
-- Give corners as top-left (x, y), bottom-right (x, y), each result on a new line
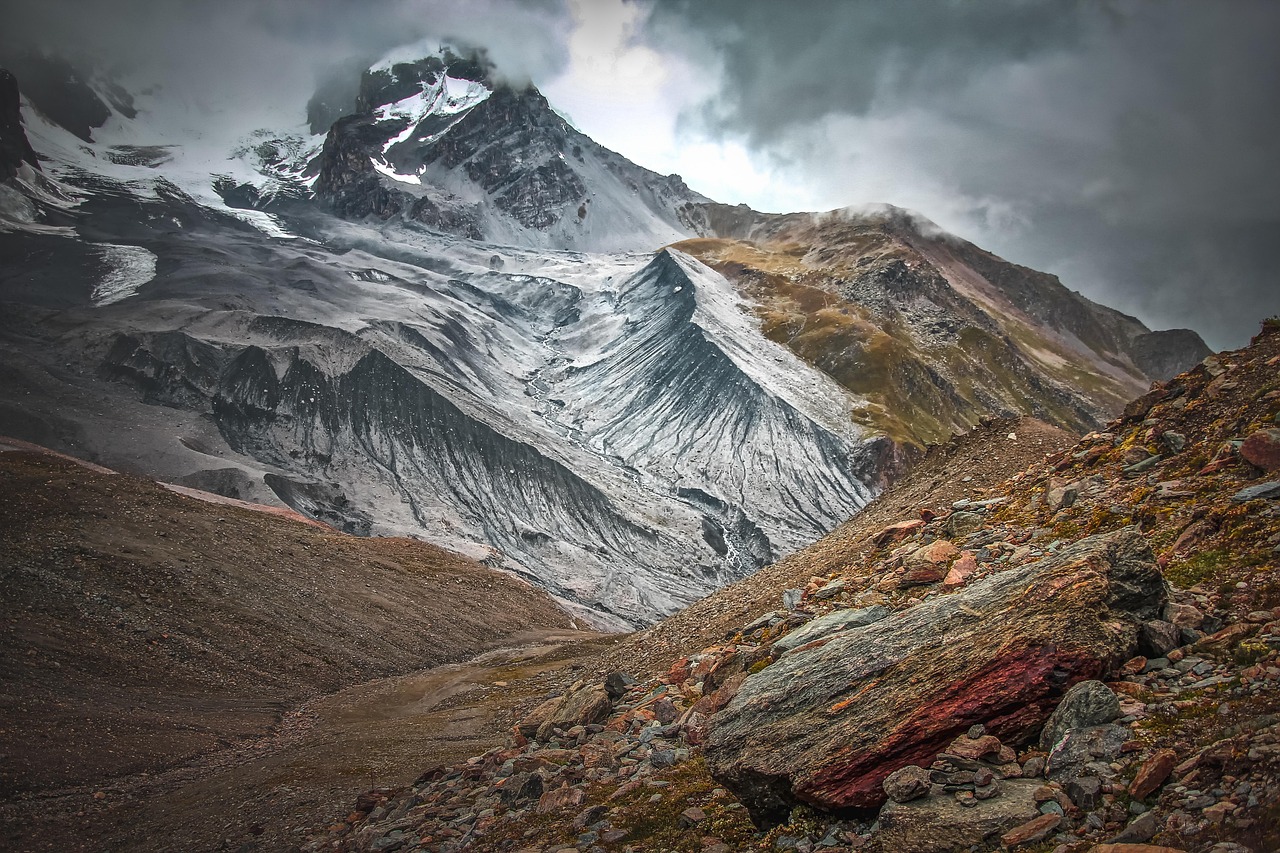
top-left (0, 46), bottom-right (1208, 630)
top-left (335, 320), bottom-right (1280, 853)
top-left (304, 49), bottom-right (709, 252)
top-left (677, 203), bottom-right (1211, 446)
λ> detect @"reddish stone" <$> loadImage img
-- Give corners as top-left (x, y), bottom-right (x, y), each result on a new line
top-left (873, 519), bottom-right (926, 547)
top-left (1241, 428), bottom-right (1280, 471)
top-left (1128, 748), bottom-right (1177, 800)
top-left (704, 530), bottom-right (1164, 821)
top-left (909, 539), bottom-right (960, 566)
top-left (1120, 656), bottom-right (1147, 676)
top-left (536, 783), bottom-right (586, 814)
top-left (946, 733), bottom-right (1002, 760)
top-left (1000, 813), bottom-right (1061, 847)
top-left (943, 552), bottom-right (978, 589)
top-left (1087, 846), bottom-right (1188, 853)
top-left (900, 564), bottom-right (946, 586)
top-left (666, 657), bottom-right (691, 684)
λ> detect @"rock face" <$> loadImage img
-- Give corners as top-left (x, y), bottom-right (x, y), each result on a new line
top-left (0, 69), bottom-right (40, 180)
top-left (768, 605), bottom-right (890, 655)
top-left (312, 49), bottom-right (709, 252)
top-left (1126, 328), bottom-right (1212, 382)
top-left (703, 528), bottom-right (1165, 822)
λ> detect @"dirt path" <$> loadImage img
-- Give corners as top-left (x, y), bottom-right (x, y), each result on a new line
top-left (2, 628), bottom-right (615, 852)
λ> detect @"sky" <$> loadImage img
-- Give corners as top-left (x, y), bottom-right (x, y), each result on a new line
top-left (3, 0), bottom-right (1278, 349)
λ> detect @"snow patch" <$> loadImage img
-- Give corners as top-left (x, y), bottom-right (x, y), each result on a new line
top-left (91, 244), bottom-right (157, 306)
top-left (372, 158), bottom-right (421, 185)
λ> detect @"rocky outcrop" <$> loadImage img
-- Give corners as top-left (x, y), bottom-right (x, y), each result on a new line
top-left (1127, 328), bottom-right (1212, 382)
top-left (703, 527), bottom-right (1166, 822)
top-left (310, 49), bottom-right (708, 251)
top-left (0, 68), bottom-right (40, 180)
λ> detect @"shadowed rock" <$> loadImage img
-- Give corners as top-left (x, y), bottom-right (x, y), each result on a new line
top-left (703, 527), bottom-right (1165, 824)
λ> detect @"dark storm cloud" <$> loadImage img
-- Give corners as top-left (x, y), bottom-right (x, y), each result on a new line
top-left (0, 0), bottom-right (572, 130)
top-left (645, 0), bottom-right (1280, 350)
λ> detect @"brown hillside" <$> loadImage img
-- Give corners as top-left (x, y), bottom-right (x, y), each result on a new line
top-left (0, 445), bottom-right (584, 850)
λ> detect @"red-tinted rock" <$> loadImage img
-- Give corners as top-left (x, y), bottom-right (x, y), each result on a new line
top-left (909, 539), bottom-right (960, 566)
top-left (1128, 748), bottom-right (1177, 800)
top-left (901, 564), bottom-right (946, 586)
top-left (704, 529), bottom-right (1165, 823)
top-left (946, 733), bottom-right (1002, 760)
top-left (874, 519), bottom-right (926, 547)
top-left (1241, 428), bottom-right (1280, 471)
top-left (536, 783), bottom-right (585, 814)
top-left (943, 552), bottom-right (978, 589)
top-left (1001, 812), bottom-right (1061, 848)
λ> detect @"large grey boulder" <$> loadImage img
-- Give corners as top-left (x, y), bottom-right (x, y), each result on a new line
top-left (704, 528), bottom-right (1165, 824)
top-left (1037, 680), bottom-right (1121, 751)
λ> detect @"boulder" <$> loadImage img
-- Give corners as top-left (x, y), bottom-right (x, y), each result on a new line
top-left (1038, 680), bottom-right (1121, 751)
top-left (771, 606), bottom-right (890, 655)
top-left (1046, 724), bottom-right (1131, 782)
top-left (1241, 428), bottom-right (1280, 471)
top-left (876, 778), bottom-right (1044, 853)
top-left (532, 684), bottom-right (613, 740)
top-left (1138, 620), bottom-right (1181, 658)
top-left (704, 529), bottom-right (1165, 822)
top-left (882, 765), bottom-right (932, 803)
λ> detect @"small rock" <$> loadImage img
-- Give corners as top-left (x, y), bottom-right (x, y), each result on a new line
top-left (813, 579), bottom-right (847, 601)
top-left (1039, 681), bottom-right (1121, 751)
top-left (943, 552), bottom-right (978, 589)
top-left (1232, 481), bottom-right (1280, 502)
top-left (1138, 621), bottom-right (1181, 658)
top-left (873, 519), bottom-right (926, 547)
top-left (1106, 810), bottom-right (1159, 843)
top-left (1241, 428), bottom-right (1280, 471)
top-left (605, 672), bottom-right (637, 700)
top-left (882, 765), bottom-right (932, 803)
top-left (1066, 775), bottom-right (1102, 810)
top-left (678, 806), bottom-right (707, 827)
top-left (1129, 749), bottom-right (1177, 800)
top-left (783, 589), bottom-right (802, 611)
top-left (1000, 813), bottom-right (1061, 848)
top-left (1161, 431), bottom-right (1186, 454)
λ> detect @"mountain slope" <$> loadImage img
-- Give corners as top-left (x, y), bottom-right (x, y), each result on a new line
top-left (0, 48), bottom-right (1209, 630)
top-left (0, 441), bottom-right (573, 798)
top-left (333, 321), bottom-right (1280, 853)
top-left (677, 204), bottom-right (1210, 446)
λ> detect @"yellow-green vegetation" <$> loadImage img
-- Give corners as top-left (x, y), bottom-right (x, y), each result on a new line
top-left (673, 227), bottom-right (1127, 449)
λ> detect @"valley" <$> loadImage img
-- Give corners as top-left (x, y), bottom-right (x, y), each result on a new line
top-left (1, 34), bottom-right (1270, 853)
